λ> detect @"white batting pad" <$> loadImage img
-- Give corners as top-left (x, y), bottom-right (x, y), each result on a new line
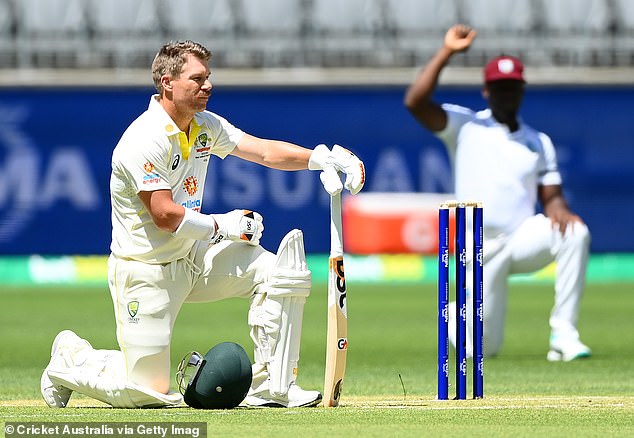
top-left (248, 229), bottom-right (312, 397)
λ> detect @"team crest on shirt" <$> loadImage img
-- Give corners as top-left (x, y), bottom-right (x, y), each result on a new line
top-left (183, 176), bottom-right (198, 196)
top-left (142, 162), bottom-right (161, 185)
top-left (194, 133), bottom-right (211, 159)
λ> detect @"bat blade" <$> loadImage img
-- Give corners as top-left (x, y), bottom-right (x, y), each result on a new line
top-left (324, 254), bottom-right (347, 407)
top-left (324, 191), bottom-right (348, 407)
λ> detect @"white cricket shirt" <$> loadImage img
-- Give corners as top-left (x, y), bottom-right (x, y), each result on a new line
top-left (436, 105), bottom-right (562, 237)
top-left (110, 95), bottom-right (244, 263)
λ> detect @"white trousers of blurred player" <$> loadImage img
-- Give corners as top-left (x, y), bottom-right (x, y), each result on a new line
top-left (450, 213), bottom-right (591, 356)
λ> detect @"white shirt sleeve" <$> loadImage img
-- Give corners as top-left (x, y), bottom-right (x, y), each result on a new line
top-left (436, 103), bottom-right (476, 159)
top-left (115, 138), bottom-right (172, 194)
top-left (199, 111), bottom-right (245, 159)
top-left (537, 132), bottom-right (563, 186)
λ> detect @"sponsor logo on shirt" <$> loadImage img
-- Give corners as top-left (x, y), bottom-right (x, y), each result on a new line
top-left (181, 199), bottom-right (201, 211)
top-left (142, 161), bottom-right (162, 185)
top-left (183, 176), bottom-right (198, 196)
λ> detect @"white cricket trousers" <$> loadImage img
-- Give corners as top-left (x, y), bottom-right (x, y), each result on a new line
top-left (107, 240), bottom-right (274, 393)
top-left (452, 213), bottom-right (591, 356)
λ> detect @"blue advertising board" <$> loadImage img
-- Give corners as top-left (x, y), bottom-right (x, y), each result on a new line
top-left (0, 85), bottom-right (632, 254)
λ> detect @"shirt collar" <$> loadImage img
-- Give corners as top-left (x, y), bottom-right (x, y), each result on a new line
top-left (148, 95), bottom-right (202, 160)
top-left (148, 95), bottom-right (182, 137)
top-left (478, 108), bottom-right (525, 134)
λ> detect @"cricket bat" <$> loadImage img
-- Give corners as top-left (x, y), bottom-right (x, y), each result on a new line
top-left (323, 188), bottom-right (348, 407)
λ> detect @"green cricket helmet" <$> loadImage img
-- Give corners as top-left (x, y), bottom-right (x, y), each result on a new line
top-left (176, 342), bottom-right (252, 409)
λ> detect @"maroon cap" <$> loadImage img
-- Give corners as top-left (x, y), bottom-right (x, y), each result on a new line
top-left (483, 56), bottom-right (525, 83)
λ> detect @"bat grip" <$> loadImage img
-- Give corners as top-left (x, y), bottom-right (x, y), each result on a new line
top-left (330, 188), bottom-right (344, 258)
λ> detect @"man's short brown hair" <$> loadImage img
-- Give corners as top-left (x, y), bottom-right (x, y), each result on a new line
top-left (151, 41), bottom-right (211, 95)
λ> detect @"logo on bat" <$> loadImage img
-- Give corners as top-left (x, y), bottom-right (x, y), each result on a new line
top-left (330, 257), bottom-right (347, 311)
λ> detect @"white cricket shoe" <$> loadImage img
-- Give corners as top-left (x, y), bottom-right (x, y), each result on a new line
top-left (547, 334), bottom-right (592, 362)
top-left (245, 381), bottom-right (322, 408)
top-left (41, 330), bottom-right (91, 408)
top-left (287, 383), bottom-right (322, 408)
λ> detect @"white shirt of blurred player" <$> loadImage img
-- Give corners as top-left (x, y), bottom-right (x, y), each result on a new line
top-left (436, 104), bottom-right (562, 237)
top-left (110, 95), bottom-right (244, 263)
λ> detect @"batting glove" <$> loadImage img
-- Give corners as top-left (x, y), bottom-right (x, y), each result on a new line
top-left (211, 209), bottom-right (264, 246)
top-left (309, 144), bottom-right (366, 195)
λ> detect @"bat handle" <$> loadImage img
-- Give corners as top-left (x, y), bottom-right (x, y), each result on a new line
top-left (330, 184), bottom-right (344, 258)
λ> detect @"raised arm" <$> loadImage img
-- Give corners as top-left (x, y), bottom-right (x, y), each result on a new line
top-left (404, 24), bottom-right (477, 132)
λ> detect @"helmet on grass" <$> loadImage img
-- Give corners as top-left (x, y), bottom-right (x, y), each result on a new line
top-left (176, 342), bottom-right (252, 409)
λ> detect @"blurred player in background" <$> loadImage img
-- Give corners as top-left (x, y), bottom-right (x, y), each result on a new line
top-left (404, 25), bottom-right (591, 361)
top-left (41, 40), bottom-right (365, 409)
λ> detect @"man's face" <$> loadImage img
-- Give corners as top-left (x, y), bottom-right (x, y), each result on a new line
top-left (168, 54), bottom-right (212, 113)
top-left (483, 80), bottom-right (525, 117)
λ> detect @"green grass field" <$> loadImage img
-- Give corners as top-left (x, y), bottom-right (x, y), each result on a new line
top-left (1, 280), bottom-right (634, 437)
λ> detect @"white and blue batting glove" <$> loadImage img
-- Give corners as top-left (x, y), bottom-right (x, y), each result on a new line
top-left (308, 144), bottom-right (366, 195)
top-left (212, 209), bottom-right (264, 246)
